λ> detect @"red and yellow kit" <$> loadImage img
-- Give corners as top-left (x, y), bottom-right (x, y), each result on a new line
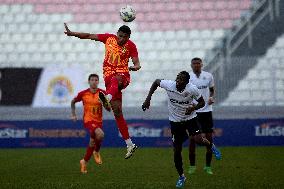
top-left (97, 33), bottom-right (138, 80)
top-left (73, 88), bottom-right (105, 131)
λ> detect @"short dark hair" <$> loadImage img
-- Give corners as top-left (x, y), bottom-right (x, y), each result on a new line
top-left (88, 74), bottom-right (99, 81)
top-left (179, 71), bottom-right (190, 83)
top-left (191, 57), bottom-right (202, 62)
top-left (118, 25), bottom-right (131, 36)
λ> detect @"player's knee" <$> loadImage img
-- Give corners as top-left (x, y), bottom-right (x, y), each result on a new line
top-left (202, 136), bottom-right (210, 144)
top-left (197, 136), bottom-right (210, 146)
top-left (97, 132), bottom-right (104, 141)
top-left (194, 134), bottom-right (206, 144)
top-left (95, 129), bottom-right (104, 141)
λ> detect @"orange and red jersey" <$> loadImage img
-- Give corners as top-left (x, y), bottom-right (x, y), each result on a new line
top-left (97, 33), bottom-right (139, 79)
top-left (73, 88), bottom-right (105, 125)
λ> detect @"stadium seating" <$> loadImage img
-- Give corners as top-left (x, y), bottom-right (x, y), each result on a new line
top-left (221, 34), bottom-right (284, 106)
top-left (0, 0), bottom-right (252, 107)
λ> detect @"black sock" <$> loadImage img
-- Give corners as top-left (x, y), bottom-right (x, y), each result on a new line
top-left (206, 152), bottom-right (212, 167)
top-left (189, 153), bottom-right (195, 166)
top-left (174, 145), bottom-right (184, 176)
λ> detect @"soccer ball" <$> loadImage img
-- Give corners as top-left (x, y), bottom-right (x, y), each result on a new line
top-left (120, 5), bottom-right (136, 22)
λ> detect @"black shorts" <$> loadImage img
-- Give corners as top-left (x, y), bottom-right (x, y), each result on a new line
top-left (170, 117), bottom-right (201, 145)
top-left (196, 111), bottom-right (214, 133)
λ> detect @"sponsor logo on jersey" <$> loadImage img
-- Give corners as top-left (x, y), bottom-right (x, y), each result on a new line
top-left (170, 99), bottom-right (190, 105)
top-left (122, 46), bottom-right (127, 53)
top-left (197, 85), bottom-right (208, 89)
top-left (255, 122), bottom-right (284, 136)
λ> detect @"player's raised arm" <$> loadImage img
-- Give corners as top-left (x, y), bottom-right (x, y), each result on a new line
top-left (64, 23), bottom-right (99, 40)
top-left (129, 57), bottom-right (141, 71)
top-left (142, 79), bottom-right (161, 111)
top-left (70, 99), bottom-right (78, 122)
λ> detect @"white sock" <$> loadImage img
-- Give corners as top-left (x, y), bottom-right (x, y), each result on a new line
top-left (125, 138), bottom-right (133, 147)
top-left (106, 94), bottom-right (112, 101)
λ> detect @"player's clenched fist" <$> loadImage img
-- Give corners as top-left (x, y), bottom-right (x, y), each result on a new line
top-left (71, 114), bottom-right (77, 122)
top-left (142, 98), bottom-right (151, 111)
top-left (185, 105), bottom-right (195, 115)
top-left (64, 23), bottom-right (72, 36)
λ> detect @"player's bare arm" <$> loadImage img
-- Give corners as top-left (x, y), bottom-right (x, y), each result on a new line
top-left (64, 23), bottom-right (99, 40)
top-left (142, 79), bottom-right (161, 111)
top-left (185, 96), bottom-right (205, 115)
top-left (208, 86), bottom-right (215, 105)
top-left (71, 99), bottom-right (78, 122)
top-left (129, 57), bottom-right (141, 71)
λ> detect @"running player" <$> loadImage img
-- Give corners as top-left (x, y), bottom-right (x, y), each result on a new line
top-left (71, 74), bottom-right (110, 174)
top-left (188, 57), bottom-right (216, 175)
top-left (64, 23), bottom-right (140, 159)
top-left (142, 71), bottom-right (221, 188)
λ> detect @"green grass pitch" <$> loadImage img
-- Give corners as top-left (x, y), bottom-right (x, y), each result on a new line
top-left (0, 146), bottom-right (283, 189)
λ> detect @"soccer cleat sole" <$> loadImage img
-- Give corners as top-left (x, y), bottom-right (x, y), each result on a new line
top-left (99, 92), bottom-right (111, 111)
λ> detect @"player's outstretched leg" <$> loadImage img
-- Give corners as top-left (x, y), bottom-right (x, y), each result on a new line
top-left (188, 137), bottom-right (196, 174)
top-left (111, 99), bottom-right (137, 159)
top-left (92, 128), bottom-right (104, 165)
top-left (103, 74), bottom-right (137, 159)
top-left (192, 134), bottom-right (222, 160)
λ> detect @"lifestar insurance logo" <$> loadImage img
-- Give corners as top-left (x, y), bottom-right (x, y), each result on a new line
top-left (255, 122), bottom-right (284, 137)
top-left (0, 124), bottom-right (28, 138)
top-left (0, 123), bottom-right (87, 139)
top-left (47, 76), bottom-right (73, 104)
top-left (119, 123), bottom-right (171, 138)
